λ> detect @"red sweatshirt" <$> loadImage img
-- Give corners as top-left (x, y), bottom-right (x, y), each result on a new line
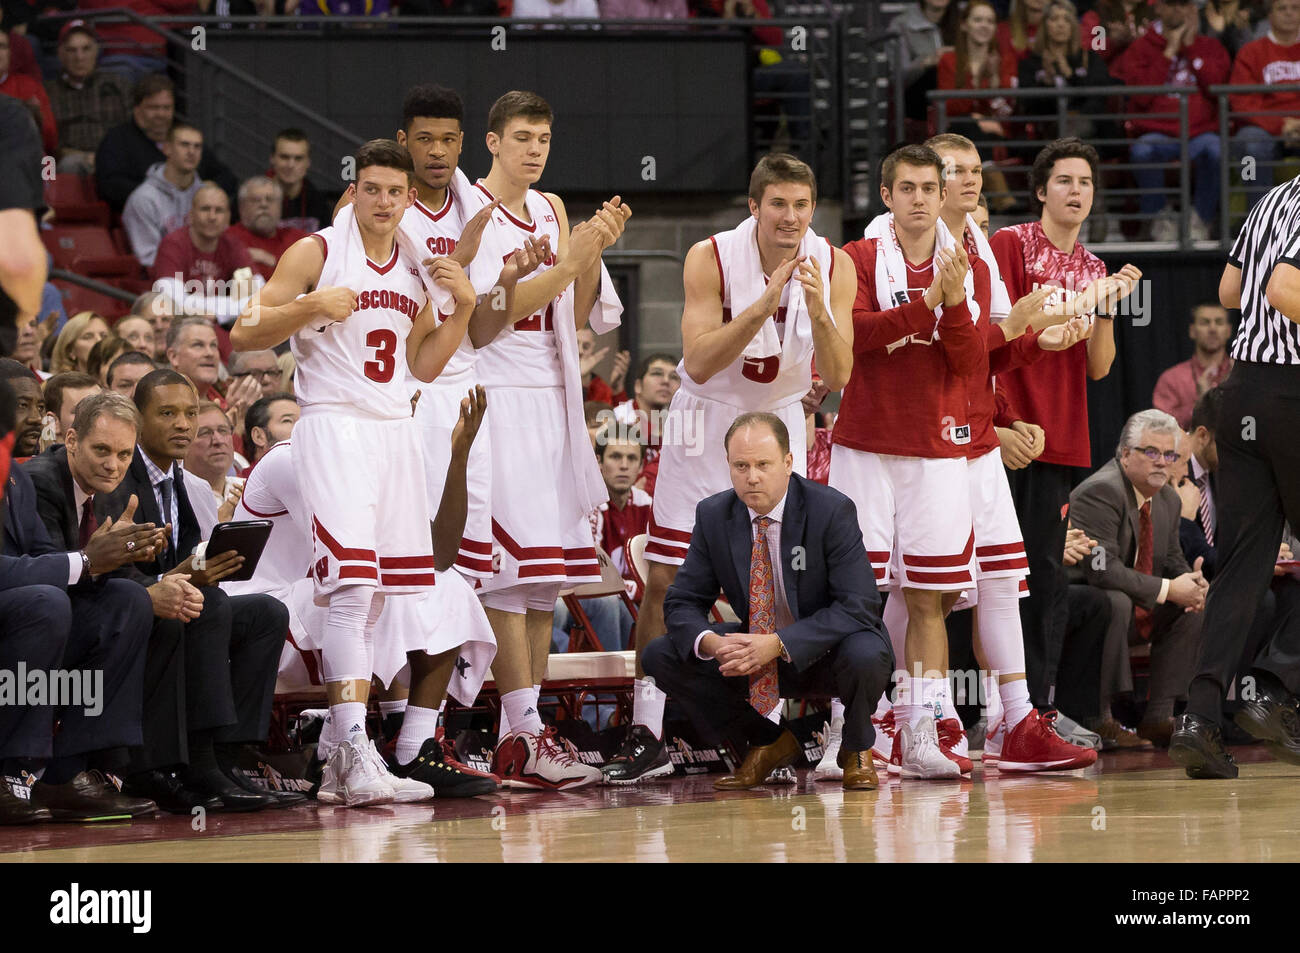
top-left (834, 236), bottom-right (982, 459)
top-left (1120, 24), bottom-right (1230, 137)
top-left (1229, 35), bottom-right (1300, 137)
top-left (989, 222), bottom-right (1107, 469)
top-left (936, 49), bottom-right (1018, 118)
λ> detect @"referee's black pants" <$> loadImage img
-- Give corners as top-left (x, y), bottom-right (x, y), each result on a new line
top-left (1187, 362), bottom-right (1300, 721)
top-left (1007, 461), bottom-right (1076, 709)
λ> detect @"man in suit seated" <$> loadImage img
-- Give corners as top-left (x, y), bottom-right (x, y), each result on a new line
top-left (1068, 409), bottom-right (1209, 748)
top-left (643, 412), bottom-right (893, 791)
top-left (95, 368), bottom-right (291, 813)
top-left (2, 391), bottom-right (162, 822)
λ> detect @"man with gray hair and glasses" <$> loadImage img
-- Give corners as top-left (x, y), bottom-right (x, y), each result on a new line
top-left (1066, 409), bottom-right (1208, 748)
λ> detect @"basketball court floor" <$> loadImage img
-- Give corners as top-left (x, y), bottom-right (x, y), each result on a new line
top-left (1, 746), bottom-right (1295, 863)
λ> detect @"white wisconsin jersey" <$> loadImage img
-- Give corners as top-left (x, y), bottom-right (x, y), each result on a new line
top-left (290, 227), bottom-right (428, 420)
top-left (468, 182), bottom-right (565, 389)
top-left (400, 189), bottom-right (488, 383)
top-left (677, 229), bottom-right (835, 409)
top-left (227, 441), bottom-right (311, 596)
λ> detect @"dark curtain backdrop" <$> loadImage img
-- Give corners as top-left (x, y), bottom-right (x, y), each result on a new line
top-left (1085, 249), bottom-right (1232, 478)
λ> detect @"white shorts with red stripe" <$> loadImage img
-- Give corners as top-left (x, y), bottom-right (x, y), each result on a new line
top-left (645, 388), bottom-right (807, 565)
top-left (477, 384), bottom-right (600, 591)
top-left (968, 448), bottom-right (1030, 586)
top-left (412, 369), bottom-right (494, 579)
top-left (294, 410), bottom-right (436, 601)
top-left (828, 446), bottom-right (975, 591)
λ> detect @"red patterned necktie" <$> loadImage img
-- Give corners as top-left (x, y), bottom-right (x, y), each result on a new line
top-left (1194, 474), bottom-right (1215, 546)
top-left (747, 516), bottom-right (779, 716)
top-left (78, 496), bottom-right (97, 547)
top-left (1134, 500), bottom-right (1154, 640)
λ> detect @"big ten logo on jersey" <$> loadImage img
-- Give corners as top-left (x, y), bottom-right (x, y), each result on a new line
top-left (426, 235), bottom-right (457, 257)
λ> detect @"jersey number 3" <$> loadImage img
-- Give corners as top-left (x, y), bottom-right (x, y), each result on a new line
top-left (364, 328), bottom-right (398, 383)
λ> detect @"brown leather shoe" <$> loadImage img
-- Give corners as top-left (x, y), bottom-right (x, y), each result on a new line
top-left (1096, 718), bottom-right (1154, 751)
top-left (1136, 717), bottom-right (1175, 748)
top-left (838, 749), bottom-right (878, 790)
top-left (714, 730), bottom-right (799, 790)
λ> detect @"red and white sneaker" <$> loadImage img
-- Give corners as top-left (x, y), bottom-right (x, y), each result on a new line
top-left (888, 715), bottom-right (962, 780)
top-left (997, 710), bottom-right (1099, 773)
top-left (496, 726), bottom-right (603, 790)
top-left (871, 709), bottom-right (896, 766)
top-left (936, 718), bottom-right (973, 775)
top-left (983, 718), bottom-right (1003, 767)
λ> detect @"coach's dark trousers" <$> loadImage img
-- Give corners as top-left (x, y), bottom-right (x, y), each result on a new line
top-left (642, 627), bottom-right (893, 755)
top-left (0, 580), bottom-right (151, 762)
top-left (1187, 362), bottom-right (1300, 721)
top-left (133, 588), bottom-right (286, 770)
top-left (1007, 461), bottom-right (1077, 709)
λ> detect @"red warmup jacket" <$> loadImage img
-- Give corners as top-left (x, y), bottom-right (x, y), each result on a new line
top-left (1229, 35), bottom-right (1300, 137)
top-left (834, 237), bottom-right (982, 460)
top-left (1120, 25), bottom-right (1230, 137)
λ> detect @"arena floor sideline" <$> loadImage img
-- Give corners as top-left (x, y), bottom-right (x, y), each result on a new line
top-left (1, 747), bottom-right (1293, 863)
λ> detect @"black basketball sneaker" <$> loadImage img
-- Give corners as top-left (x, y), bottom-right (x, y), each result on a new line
top-left (601, 725), bottom-right (674, 785)
top-left (391, 738), bottom-right (500, 797)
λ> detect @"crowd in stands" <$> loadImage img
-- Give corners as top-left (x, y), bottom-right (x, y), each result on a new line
top-left (894, 0), bottom-right (1300, 239)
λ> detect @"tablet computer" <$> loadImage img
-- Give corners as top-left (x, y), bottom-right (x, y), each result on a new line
top-left (202, 520), bottom-right (273, 583)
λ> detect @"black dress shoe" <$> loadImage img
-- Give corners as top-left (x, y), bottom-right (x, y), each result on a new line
top-left (183, 766), bottom-right (275, 812)
top-left (30, 771), bottom-right (158, 821)
top-left (122, 770), bottom-right (223, 815)
top-left (223, 765), bottom-right (308, 807)
top-left (0, 784), bottom-right (52, 825)
top-left (1233, 678), bottom-right (1300, 764)
top-left (601, 725), bottom-right (674, 785)
top-left (1169, 713), bottom-right (1238, 779)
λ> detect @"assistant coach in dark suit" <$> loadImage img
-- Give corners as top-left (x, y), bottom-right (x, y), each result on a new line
top-left (96, 368), bottom-right (289, 812)
top-left (643, 412), bottom-right (893, 791)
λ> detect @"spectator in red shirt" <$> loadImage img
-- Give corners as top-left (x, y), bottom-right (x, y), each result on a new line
top-left (1152, 302), bottom-right (1234, 428)
top-left (226, 177), bottom-right (309, 282)
top-left (0, 30), bottom-right (57, 154)
top-left (1228, 0), bottom-right (1300, 208)
top-left (614, 351), bottom-right (678, 496)
top-left (594, 433), bottom-right (653, 585)
top-left (998, 0), bottom-right (1046, 65)
top-left (1122, 0), bottom-right (1231, 241)
top-left (577, 325), bottom-right (629, 405)
top-left (1080, 0), bottom-right (1155, 70)
top-left (151, 182), bottom-right (262, 326)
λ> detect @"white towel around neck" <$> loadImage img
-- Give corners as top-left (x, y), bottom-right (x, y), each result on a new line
top-left (720, 215), bottom-right (822, 364)
top-left (324, 202), bottom-right (455, 317)
top-left (862, 211), bottom-right (979, 326)
top-left (966, 212), bottom-right (1011, 322)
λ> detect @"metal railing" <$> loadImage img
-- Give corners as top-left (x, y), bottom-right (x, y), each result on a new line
top-left (1211, 82), bottom-right (1300, 242)
top-left (928, 82), bottom-right (1300, 251)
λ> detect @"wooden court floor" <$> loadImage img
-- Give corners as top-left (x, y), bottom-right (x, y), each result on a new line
top-left (2, 746), bottom-right (1296, 863)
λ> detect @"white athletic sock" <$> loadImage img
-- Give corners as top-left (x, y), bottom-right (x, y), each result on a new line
top-left (502, 687), bottom-right (542, 737)
top-left (497, 704), bottom-right (512, 744)
top-left (321, 701), bottom-right (368, 760)
top-left (830, 697), bottom-right (845, 724)
top-left (396, 705), bottom-right (440, 765)
top-left (378, 699), bottom-right (406, 717)
top-left (1000, 679), bottom-right (1034, 732)
top-left (632, 678), bottom-right (667, 737)
top-left (921, 677), bottom-right (950, 722)
top-left (896, 676), bottom-right (927, 729)
top-left (982, 674), bottom-right (1004, 725)
top-left (974, 576), bottom-right (1027, 677)
top-left (882, 594), bottom-right (909, 678)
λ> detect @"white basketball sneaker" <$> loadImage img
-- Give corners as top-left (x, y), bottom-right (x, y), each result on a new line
top-left (498, 726), bottom-right (603, 790)
top-left (890, 715), bottom-right (962, 780)
top-left (318, 734), bottom-right (395, 807)
top-left (871, 709), bottom-right (896, 766)
top-left (362, 740), bottom-right (434, 803)
top-left (814, 714), bottom-right (845, 781)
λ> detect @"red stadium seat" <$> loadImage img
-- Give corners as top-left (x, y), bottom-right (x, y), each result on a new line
top-left (41, 225), bottom-right (141, 279)
top-left (43, 173), bottom-right (111, 227)
top-left (53, 279), bottom-right (131, 320)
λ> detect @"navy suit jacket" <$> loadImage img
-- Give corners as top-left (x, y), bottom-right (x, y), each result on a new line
top-left (1, 463), bottom-right (73, 592)
top-left (23, 445), bottom-right (81, 552)
top-left (96, 449), bottom-right (200, 583)
top-left (663, 473), bottom-right (887, 671)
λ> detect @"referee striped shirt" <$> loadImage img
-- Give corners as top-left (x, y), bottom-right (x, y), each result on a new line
top-left (1229, 176), bottom-right (1300, 364)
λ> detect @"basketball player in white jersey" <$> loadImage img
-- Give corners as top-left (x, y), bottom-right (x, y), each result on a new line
top-left (465, 90), bottom-right (632, 789)
top-left (231, 139), bottom-right (478, 806)
top-left (606, 154), bottom-right (855, 784)
top-left (230, 389), bottom-right (501, 797)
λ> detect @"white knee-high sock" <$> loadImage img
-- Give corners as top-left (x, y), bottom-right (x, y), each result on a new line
top-left (633, 678), bottom-right (667, 737)
top-left (975, 576), bottom-right (1033, 729)
top-left (882, 594), bottom-right (909, 680)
